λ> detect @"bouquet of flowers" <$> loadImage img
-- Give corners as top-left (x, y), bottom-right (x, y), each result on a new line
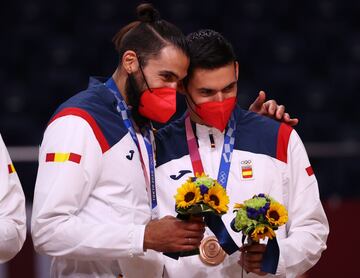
top-left (174, 173), bottom-right (229, 216)
top-left (231, 193), bottom-right (288, 242)
top-left (164, 173), bottom-right (230, 259)
top-left (231, 193), bottom-right (288, 274)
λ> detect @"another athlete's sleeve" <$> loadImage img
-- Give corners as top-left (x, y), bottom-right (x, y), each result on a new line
top-left (31, 116), bottom-right (146, 260)
top-left (0, 134), bottom-right (26, 263)
top-left (276, 130), bottom-right (329, 277)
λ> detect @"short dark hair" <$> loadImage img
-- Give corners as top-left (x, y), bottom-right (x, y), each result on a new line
top-left (112, 3), bottom-right (189, 67)
top-left (184, 29), bottom-right (236, 85)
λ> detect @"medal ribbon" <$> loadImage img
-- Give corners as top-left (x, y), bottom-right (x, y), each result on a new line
top-left (185, 113), bottom-right (238, 255)
top-left (105, 78), bottom-right (158, 219)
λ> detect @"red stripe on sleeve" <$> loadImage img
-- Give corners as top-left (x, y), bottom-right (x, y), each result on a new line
top-left (276, 123), bottom-right (293, 163)
top-left (306, 166), bottom-right (314, 176)
top-left (49, 107), bottom-right (110, 153)
top-left (46, 153), bottom-right (55, 162)
top-left (69, 153), bottom-right (82, 164)
top-left (8, 164), bottom-right (13, 174)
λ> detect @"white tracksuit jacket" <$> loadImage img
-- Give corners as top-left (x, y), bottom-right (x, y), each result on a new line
top-left (154, 108), bottom-right (329, 278)
top-left (0, 133), bottom-right (26, 263)
top-left (31, 77), bottom-right (163, 278)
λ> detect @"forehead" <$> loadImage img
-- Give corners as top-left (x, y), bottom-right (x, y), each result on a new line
top-left (189, 63), bottom-right (236, 90)
top-left (144, 45), bottom-right (189, 79)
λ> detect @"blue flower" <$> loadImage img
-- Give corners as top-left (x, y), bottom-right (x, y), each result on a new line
top-left (258, 202), bottom-right (270, 216)
top-left (247, 207), bottom-right (260, 219)
top-left (199, 184), bottom-right (209, 195)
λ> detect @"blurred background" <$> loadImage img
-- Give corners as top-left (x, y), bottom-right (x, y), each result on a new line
top-left (0, 0), bottom-right (359, 277)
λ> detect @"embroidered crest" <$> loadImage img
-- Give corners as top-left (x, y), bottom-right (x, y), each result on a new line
top-left (241, 160), bottom-right (254, 180)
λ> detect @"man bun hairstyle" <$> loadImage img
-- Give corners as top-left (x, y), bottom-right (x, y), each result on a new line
top-left (184, 29), bottom-right (237, 85)
top-left (112, 3), bottom-right (188, 67)
top-left (137, 3), bottom-right (160, 23)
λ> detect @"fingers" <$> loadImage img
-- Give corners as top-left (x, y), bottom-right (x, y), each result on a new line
top-left (183, 234), bottom-right (203, 246)
top-left (188, 215), bottom-right (204, 222)
top-left (171, 220), bottom-right (205, 251)
top-left (182, 230), bottom-right (204, 241)
top-left (263, 102), bottom-right (299, 126)
top-left (243, 251), bottom-right (264, 262)
top-left (255, 91), bottom-right (267, 109)
top-left (248, 90), bottom-right (300, 126)
top-left (283, 113), bottom-right (299, 126)
top-left (249, 90), bottom-right (267, 112)
top-left (275, 105), bottom-right (285, 119)
top-left (238, 249), bottom-right (267, 276)
top-left (144, 216), bottom-right (206, 252)
top-left (287, 118), bottom-right (299, 126)
top-left (238, 243), bottom-right (268, 275)
top-left (161, 234), bottom-right (203, 252)
top-left (180, 220), bottom-right (205, 232)
top-left (240, 243), bottom-right (266, 253)
top-left (262, 100), bottom-right (277, 116)
top-left (167, 233), bottom-right (203, 252)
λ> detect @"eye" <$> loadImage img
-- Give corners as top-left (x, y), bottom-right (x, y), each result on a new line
top-left (223, 84), bottom-right (235, 93)
top-left (161, 73), bottom-right (174, 82)
top-left (199, 89), bottom-right (215, 96)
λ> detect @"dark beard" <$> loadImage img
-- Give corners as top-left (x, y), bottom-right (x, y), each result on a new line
top-left (125, 73), bottom-right (150, 128)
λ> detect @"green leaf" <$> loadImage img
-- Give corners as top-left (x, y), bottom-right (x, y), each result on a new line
top-left (176, 203), bottom-right (222, 215)
top-left (245, 226), bottom-right (254, 235)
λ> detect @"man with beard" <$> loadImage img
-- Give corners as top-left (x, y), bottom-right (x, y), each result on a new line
top-left (31, 4), bottom-right (205, 277)
top-left (0, 133), bottom-right (26, 263)
top-left (155, 29), bottom-right (328, 277)
top-left (31, 4), bottom-right (297, 278)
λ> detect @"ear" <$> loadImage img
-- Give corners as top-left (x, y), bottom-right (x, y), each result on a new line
top-left (121, 50), bottom-right (140, 74)
top-left (234, 61), bottom-right (239, 81)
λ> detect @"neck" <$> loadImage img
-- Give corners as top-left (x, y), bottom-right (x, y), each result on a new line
top-left (112, 68), bottom-right (129, 104)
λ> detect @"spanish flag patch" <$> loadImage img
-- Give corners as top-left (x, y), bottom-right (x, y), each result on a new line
top-left (240, 160), bottom-right (254, 180)
top-left (242, 166), bottom-right (253, 179)
top-left (8, 163), bottom-right (16, 174)
top-left (46, 153), bottom-right (82, 164)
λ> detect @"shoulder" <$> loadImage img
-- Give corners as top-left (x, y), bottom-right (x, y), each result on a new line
top-left (155, 113), bottom-right (188, 167)
top-left (48, 77), bottom-right (128, 153)
top-left (234, 108), bottom-right (293, 163)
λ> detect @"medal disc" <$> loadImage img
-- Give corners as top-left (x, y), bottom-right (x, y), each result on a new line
top-left (199, 236), bottom-right (226, 265)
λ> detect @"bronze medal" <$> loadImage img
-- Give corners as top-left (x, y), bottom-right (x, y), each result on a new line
top-left (199, 236), bottom-right (226, 265)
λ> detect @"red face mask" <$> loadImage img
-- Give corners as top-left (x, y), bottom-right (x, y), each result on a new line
top-left (138, 87), bottom-right (177, 123)
top-left (194, 97), bottom-right (237, 132)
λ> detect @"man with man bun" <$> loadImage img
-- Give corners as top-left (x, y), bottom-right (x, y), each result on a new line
top-left (32, 4), bottom-right (206, 277)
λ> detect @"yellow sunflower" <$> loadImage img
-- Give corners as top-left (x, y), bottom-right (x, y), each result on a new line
top-left (175, 181), bottom-right (202, 209)
top-left (203, 184), bottom-right (229, 213)
top-left (266, 202), bottom-right (288, 226)
top-left (251, 225), bottom-right (276, 241)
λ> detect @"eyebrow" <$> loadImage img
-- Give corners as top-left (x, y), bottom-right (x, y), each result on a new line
top-left (159, 70), bottom-right (179, 80)
top-left (198, 80), bottom-right (237, 92)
